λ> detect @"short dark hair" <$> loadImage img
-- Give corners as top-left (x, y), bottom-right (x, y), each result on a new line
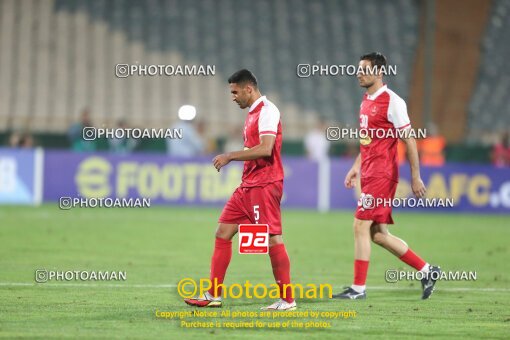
top-left (228, 69), bottom-right (258, 87)
top-left (360, 52), bottom-right (387, 69)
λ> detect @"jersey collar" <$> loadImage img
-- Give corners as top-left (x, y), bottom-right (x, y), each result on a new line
top-left (366, 84), bottom-right (387, 100)
top-left (248, 95), bottom-right (266, 113)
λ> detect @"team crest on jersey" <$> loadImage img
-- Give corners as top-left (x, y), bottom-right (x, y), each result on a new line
top-left (360, 136), bottom-right (372, 145)
top-left (370, 105), bottom-right (378, 116)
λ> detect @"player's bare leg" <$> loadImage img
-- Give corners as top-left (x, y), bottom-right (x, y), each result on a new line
top-left (353, 218), bottom-right (373, 261)
top-left (332, 218), bottom-right (372, 299)
top-left (214, 223), bottom-right (238, 240)
top-left (184, 223), bottom-right (237, 308)
top-left (371, 223), bottom-right (441, 299)
top-left (370, 223), bottom-right (407, 256)
top-left (261, 235), bottom-right (297, 310)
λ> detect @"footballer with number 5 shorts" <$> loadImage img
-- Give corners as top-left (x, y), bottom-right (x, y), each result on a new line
top-left (332, 53), bottom-right (441, 300)
top-left (184, 69), bottom-right (296, 311)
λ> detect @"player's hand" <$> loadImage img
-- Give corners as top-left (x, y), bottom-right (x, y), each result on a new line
top-left (412, 177), bottom-right (426, 198)
top-left (213, 154), bottom-right (231, 172)
top-left (344, 168), bottom-right (358, 189)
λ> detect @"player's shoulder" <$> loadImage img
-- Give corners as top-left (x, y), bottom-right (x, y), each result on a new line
top-left (385, 87), bottom-right (407, 106)
top-left (261, 96), bottom-right (280, 116)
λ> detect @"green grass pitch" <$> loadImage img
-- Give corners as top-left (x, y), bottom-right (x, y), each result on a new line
top-left (0, 205), bottom-right (509, 339)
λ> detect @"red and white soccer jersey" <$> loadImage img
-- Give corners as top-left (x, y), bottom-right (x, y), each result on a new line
top-left (355, 84), bottom-right (411, 224)
top-left (219, 96), bottom-right (284, 234)
top-left (241, 96), bottom-right (284, 187)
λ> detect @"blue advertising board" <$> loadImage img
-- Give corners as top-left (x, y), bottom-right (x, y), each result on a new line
top-left (0, 148), bottom-right (41, 204)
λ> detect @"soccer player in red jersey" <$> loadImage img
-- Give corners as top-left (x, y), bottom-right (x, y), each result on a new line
top-left (332, 53), bottom-right (440, 300)
top-left (184, 69), bottom-right (296, 310)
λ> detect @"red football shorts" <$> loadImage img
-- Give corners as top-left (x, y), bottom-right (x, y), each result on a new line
top-left (218, 181), bottom-right (283, 235)
top-left (355, 177), bottom-right (398, 224)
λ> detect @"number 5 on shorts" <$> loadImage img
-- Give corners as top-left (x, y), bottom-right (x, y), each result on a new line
top-left (253, 205), bottom-right (260, 223)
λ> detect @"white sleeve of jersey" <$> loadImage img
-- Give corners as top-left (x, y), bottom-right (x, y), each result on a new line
top-left (258, 104), bottom-right (280, 136)
top-left (387, 94), bottom-right (411, 129)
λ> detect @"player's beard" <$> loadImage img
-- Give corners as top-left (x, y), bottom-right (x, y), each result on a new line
top-left (360, 79), bottom-right (375, 89)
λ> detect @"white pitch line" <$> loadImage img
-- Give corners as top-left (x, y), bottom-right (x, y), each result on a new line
top-left (0, 282), bottom-right (509, 292)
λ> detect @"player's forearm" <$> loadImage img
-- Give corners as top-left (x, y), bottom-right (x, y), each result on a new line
top-left (227, 144), bottom-right (272, 161)
top-left (352, 153), bottom-right (361, 172)
top-left (403, 137), bottom-right (421, 179)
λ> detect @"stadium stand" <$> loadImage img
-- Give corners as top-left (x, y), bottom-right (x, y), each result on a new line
top-left (0, 0), bottom-right (419, 139)
top-left (468, 0), bottom-right (510, 142)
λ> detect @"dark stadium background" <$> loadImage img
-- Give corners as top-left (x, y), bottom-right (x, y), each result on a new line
top-left (1, 0), bottom-right (507, 159)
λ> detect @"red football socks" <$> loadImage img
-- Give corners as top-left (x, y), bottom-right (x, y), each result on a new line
top-left (399, 248), bottom-right (427, 271)
top-left (269, 243), bottom-right (293, 303)
top-left (208, 237), bottom-right (232, 297)
top-left (353, 259), bottom-right (370, 286)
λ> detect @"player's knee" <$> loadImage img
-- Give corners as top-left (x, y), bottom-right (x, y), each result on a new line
top-left (353, 222), bottom-right (370, 238)
top-left (215, 224), bottom-right (237, 240)
top-left (269, 235), bottom-right (283, 247)
top-left (215, 230), bottom-right (229, 240)
top-left (371, 232), bottom-right (386, 246)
